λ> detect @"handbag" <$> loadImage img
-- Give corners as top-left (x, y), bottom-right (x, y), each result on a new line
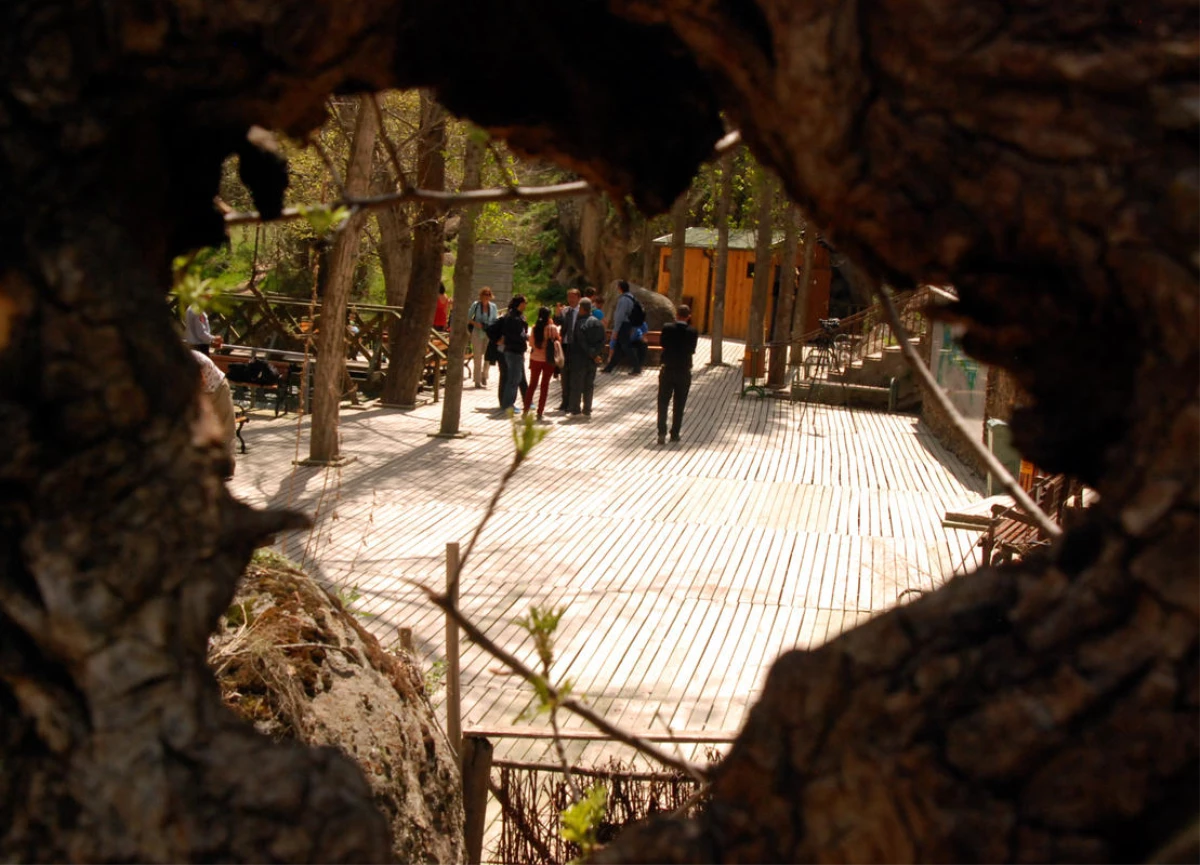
top-left (484, 340), bottom-right (501, 364)
top-left (552, 338), bottom-right (564, 369)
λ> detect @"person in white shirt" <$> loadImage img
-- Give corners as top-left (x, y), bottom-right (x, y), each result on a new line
top-left (192, 349), bottom-right (237, 475)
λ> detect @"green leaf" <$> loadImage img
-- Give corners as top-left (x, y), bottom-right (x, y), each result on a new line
top-left (561, 783), bottom-right (607, 855)
top-left (299, 203), bottom-right (351, 236)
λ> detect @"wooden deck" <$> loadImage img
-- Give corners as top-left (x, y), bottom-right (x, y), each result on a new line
top-left (228, 337), bottom-right (986, 771)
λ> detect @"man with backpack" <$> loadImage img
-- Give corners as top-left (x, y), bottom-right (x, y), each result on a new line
top-left (601, 279), bottom-right (644, 375)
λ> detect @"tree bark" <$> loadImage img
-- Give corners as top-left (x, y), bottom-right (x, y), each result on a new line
top-left (746, 168), bottom-right (775, 352)
top-left (383, 92), bottom-right (448, 407)
top-left (377, 202), bottom-right (413, 309)
top-left (767, 205), bottom-right (799, 387)
top-left (438, 133), bottom-right (485, 435)
top-left (1, 0), bottom-right (1196, 861)
top-left (710, 150), bottom-right (733, 365)
top-left (640, 215), bottom-right (658, 292)
top-left (667, 192), bottom-right (688, 306)
top-left (789, 211), bottom-right (817, 370)
top-left (309, 95), bottom-right (378, 463)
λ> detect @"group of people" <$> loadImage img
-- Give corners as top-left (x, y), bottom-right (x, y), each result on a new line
top-left (466, 280), bottom-right (699, 442)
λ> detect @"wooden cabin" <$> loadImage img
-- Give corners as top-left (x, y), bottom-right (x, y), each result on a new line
top-left (653, 228), bottom-right (832, 342)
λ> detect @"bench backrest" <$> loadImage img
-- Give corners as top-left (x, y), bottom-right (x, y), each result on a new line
top-left (209, 354), bottom-right (290, 379)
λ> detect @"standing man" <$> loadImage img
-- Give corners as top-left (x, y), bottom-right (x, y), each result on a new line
top-left (657, 304), bottom-right (699, 445)
top-left (499, 295), bottom-right (528, 412)
top-left (467, 286), bottom-right (498, 388)
top-left (191, 349), bottom-right (237, 475)
top-left (566, 298), bottom-right (605, 418)
top-left (556, 288), bottom-right (581, 411)
top-left (186, 305), bottom-right (214, 355)
top-left (602, 279), bottom-right (642, 375)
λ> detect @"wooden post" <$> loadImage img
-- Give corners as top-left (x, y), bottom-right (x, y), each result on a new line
top-left (445, 542), bottom-right (461, 756)
top-left (460, 734), bottom-right (494, 865)
top-left (398, 626), bottom-right (414, 655)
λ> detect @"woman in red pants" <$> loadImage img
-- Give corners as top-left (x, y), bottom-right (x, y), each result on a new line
top-left (523, 306), bottom-right (561, 422)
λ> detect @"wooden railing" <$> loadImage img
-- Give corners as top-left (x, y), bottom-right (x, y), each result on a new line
top-left (204, 291), bottom-right (405, 375)
top-left (792, 286), bottom-right (931, 379)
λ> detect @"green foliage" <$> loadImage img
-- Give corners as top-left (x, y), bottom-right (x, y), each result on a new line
top-left (511, 409), bottom-right (550, 456)
top-left (561, 783), bottom-right (608, 860)
top-left (251, 548), bottom-right (301, 571)
top-left (170, 248), bottom-right (238, 318)
top-left (299, 204), bottom-right (351, 236)
top-left (424, 658), bottom-right (448, 698)
top-left (514, 603), bottom-right (573, 722)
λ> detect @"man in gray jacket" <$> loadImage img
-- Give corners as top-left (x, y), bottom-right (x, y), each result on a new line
top-left (566, 298), bottom-right (606, 417)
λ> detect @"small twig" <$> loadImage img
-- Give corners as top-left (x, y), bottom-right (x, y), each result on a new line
top-left (310, 126), bottom-right (349, 202)
top-left (714, 129), bottom-right (742, 155)
top-left (870, 280), bottom-right (1061, 538)
top-left (487, 138), bottom-right (519, 189)
top-left (549, 705), bottom-right (584, 802)
top-left (372, 95), bottom-right (413, 194)
top-left (412, 578), bottom-right (710, 781)
top-left (224, 180), bottom-right (594, 226)
top-left (487, 776), bottom-right (557, 864)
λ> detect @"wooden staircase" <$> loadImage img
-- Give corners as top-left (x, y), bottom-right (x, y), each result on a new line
top-left (790, 287), bottom-right (931, 411)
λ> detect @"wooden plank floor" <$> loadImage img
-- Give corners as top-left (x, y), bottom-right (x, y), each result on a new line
top-left (228, 337), bottom-right (986, 776)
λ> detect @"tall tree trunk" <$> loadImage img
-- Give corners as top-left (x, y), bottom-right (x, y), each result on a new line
top-left (667, 191), bottom-right (688, 306)
top-left (376, 202), bottom-right (413, 309)
top-left (789, 211), bottom-right (817, 370)
top-left (746, 168), bottom-right (775, 353)
top-left (308, 96), bottom-right (378, 464)
top-left (438, 133), bottom-right (485, 436)
top-left (767, 206), bottom-right (799, 387)
top-left (710, 150), bottom-right (733, 365)
top-left (382, 92), bottom-right (447, 407)
top-left (640, 214), bottom-right (657, 291)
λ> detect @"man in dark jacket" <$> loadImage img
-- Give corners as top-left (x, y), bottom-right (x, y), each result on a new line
top-left (566, 298), bottom-right (606, 417)
top-left (657, 304), bottom-right (699, 444)
top-left (498, 295), bottom-right (528, 412)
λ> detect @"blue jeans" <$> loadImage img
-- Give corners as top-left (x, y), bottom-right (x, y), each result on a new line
top-left (501, 352), bottom-right (525, 409)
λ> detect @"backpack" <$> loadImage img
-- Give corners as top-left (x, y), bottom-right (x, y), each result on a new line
top-left (628, 295), bottom-right (646, 328)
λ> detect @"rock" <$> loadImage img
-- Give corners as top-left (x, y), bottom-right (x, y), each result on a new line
top-left (209, 550), bottom-right (464, 864)
top-left (603, 281), bottom-right (677, 331)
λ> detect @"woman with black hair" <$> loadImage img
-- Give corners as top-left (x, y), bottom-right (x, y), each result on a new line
top-left (498, 295), bottom-right (528, 412)
top-left (522, 306), bottom-right (560, 421)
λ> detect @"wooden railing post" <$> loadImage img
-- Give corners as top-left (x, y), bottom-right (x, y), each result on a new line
top-left (461, 734), bottom-right (494, 865)
top-left (445, 542), bottom-right (461, 756)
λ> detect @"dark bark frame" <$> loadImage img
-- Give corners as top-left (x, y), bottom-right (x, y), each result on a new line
top-left (0, 0), bottom-right (1195, 861)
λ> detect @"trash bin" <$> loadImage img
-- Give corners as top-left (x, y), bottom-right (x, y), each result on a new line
top-left (742, 347), bottom-right (766, 378)
top-left (986, 418), bottom-right (1022, 496)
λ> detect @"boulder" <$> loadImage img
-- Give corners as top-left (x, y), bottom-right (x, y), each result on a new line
top-left (209, 551), bottom-right (464, 864)
top-left (602, 281), bottom-right (677, 331)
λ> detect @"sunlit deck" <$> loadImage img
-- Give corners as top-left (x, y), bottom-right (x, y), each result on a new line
top-left (229, 337), bottom-right (986, 769)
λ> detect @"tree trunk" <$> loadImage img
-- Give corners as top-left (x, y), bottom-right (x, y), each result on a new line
top-left (710, 150), bottom-right (733, 365)
top-left (2, 1), bottom-right (1195, 861)
top-left (308, 96), bottom-right (377, 463)
top-left (746, 168), bottom-right (775, 352)
top-left (789, 211), bottom-right (816, 370)
top-left (438, 133), bottom-right (485, 436)
top-left (383, 92), bottom-right (448, 407)
top-left (640, 215), bottom-right (658, 291)
top-left (767, 205), bottom-right (799, 387)
top-left (377, 203), bottom-right (413, 309)
top-left (667, 191), bottom-right (688, 306)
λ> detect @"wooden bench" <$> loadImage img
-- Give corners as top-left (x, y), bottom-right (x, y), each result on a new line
top-left (210, 353), bottom-right (292, 416)
top-left (234, 408), bottom-right (248, 454)
top-left (603, 330), bottom-right (663, 367)
top-left (979, 474), bottom-right (1083, 566)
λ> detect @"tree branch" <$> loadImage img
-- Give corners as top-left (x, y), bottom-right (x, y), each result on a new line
top-left (870, 280), bottom-right (1062, 538)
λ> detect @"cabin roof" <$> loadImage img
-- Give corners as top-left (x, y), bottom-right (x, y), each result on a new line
top-left (652, 227), bottom-right (788, 251)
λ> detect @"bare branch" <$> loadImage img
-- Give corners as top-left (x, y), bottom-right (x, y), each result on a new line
top-left (372, 94), bottom-right (413, 194)
top-left (309, 124), bottom-right (349, 202)
top-left (869, 280), bottom-right (1062, 538)
top-left (224, 179), bottom-right (593, 226)
top-left (411, 577), bottom-right (711, 781)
